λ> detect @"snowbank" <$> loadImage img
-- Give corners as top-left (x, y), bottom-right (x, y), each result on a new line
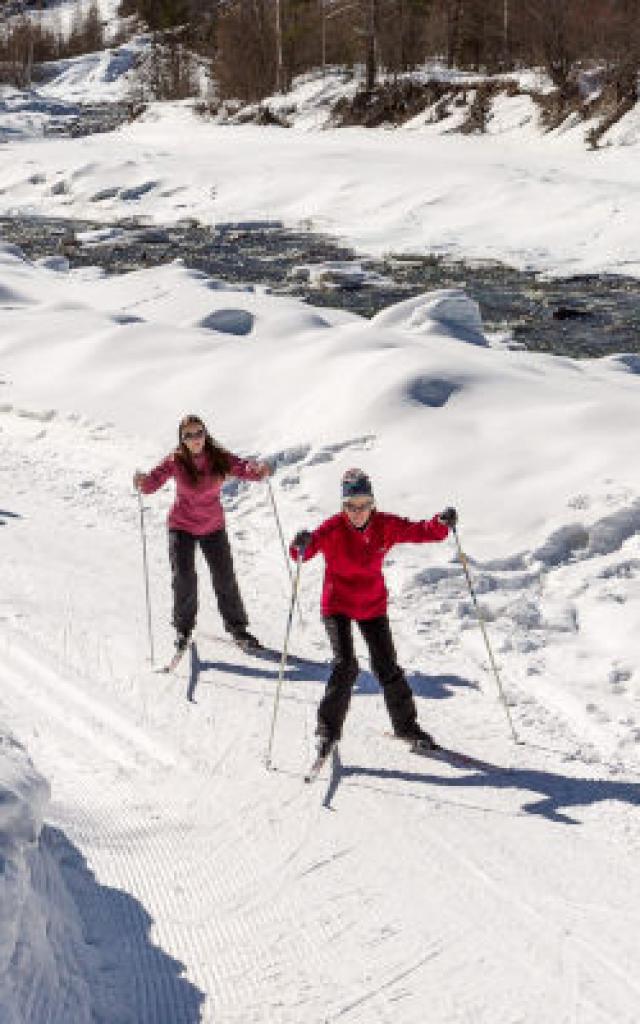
top-left (37, 40), bottom-right (145, 104)
top-left (2, 241), bottom-right (640, 1022)
top-left (0, 729), bottom-right (50, 1017)
top-left (371, 289), bottom-right (486, 344)
top-left (1, 241), bottom-right (639, 560)
top-left (2, 46), bottom-right (640, 277)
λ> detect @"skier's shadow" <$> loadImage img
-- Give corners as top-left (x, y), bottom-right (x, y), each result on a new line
top-left (343, 761), bottom-right (640, 825)
top-left (186, 641), bottom-right (325, 703)
top-left (0, 508), bottom-right (22, 526)
top-left (355, 668), bottom-right (478, 700)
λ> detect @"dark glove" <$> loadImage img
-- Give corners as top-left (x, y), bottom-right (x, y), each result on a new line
top-left (293, 529), bottom-right (312, 553)
top-left (439, 507), bottom-right (457, 528)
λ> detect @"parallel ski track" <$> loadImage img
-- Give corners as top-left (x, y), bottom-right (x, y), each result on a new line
top-left (0, 638), bottom-right (321, 1021)
top-left (313, 730), bottom-right (640, 1024)
top-left (3, 632), bottom-right (457, 1022)
top-left (3, 416), bottom-right (640, 1023)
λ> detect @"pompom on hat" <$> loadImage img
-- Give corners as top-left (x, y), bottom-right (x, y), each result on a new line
top-left (341, 468), bottom-right (373, 501)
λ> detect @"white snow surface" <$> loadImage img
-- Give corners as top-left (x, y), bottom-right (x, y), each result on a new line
top-left (1, 240), bottom-right (640, 1023)
top-left (37, 41), bottom-right (144, 103)
top-left (1, 59), bottom-right (640, 275)
top-left (2, 45), bottom-right (640, 1023)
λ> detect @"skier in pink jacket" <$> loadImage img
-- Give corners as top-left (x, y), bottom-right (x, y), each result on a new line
top-left (134, 414), bottom-right (271, 653)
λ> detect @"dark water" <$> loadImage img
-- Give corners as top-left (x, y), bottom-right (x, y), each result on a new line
top-left (1, 214), bottom-right (639, 358)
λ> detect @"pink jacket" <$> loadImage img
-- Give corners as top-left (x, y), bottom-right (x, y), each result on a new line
top-left (140, 451), bottom-right (263, 536)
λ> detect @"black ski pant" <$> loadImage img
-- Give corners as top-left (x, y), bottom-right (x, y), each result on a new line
top-left (168, 527), bottom-right (248, 638)
top-left (317, 614), bottom-right (419, 742)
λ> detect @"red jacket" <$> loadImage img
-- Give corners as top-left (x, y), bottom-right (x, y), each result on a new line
top-left (290, 510), bottom-right (449, 620)
top-left (140, 451), bottom-right (262, 536)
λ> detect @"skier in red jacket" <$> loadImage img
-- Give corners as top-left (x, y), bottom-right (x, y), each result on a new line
top-left (290, 468), bottom-right (456, 758)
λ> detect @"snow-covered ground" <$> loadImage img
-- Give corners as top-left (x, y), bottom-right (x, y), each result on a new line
top-left (1, 53), bottom-right (640, 275)
top-left (2, 38), bottom-right (640, 1024)
top-left (1, 241), bottom-right (640, 1022)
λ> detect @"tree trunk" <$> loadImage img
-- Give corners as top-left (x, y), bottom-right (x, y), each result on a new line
top-left (365, 0), bottom-right (377, 90)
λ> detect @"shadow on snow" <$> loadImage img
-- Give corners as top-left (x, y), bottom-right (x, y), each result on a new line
top-left (0, 508), bottom-right (22, 526)
top-left (340, 762), bottom-right (640, 825)
top-left (184, 641), bottom-right (478, 713)
top-left (186, 640), bottom-right (326, 703)
top-left (358, 668), bottom-right (479, 701)
top-left (42, 826), bottom-right (205, 1023)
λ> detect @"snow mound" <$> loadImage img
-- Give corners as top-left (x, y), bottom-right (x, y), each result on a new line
top-left (0, 732), bottom-right (48, 849)
top-left (34, 257), bottom-right (70, 273)
top-left (39, 42), bottom-right (143, 104)
top-left (0, 730), bottom-right (50, 996)
top-left (0, 244), bottom-right (26, 264)
top-left (197, 308), bottom-right (255, 335)
top-left (533, 523), bottom-right (591, 567)
top-left (371, 289), bottom-right (487, 345)
top-left (612, 354), bottom-right (640, 375)
top-left (404, 375), bottom-right (463, 407)
top-left (533, 501), bottom-right (640, 567)
top-left (0, 283), bottom-right (32, 305)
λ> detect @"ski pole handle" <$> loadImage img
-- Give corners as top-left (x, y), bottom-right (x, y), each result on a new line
top-left (266, 476), bottom-right (304, 627)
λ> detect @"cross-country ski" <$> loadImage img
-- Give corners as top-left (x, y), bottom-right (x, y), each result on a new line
top-left (304, 740), bottom-right (337, 784)
top-left (155, 643), bottom-right (191, 675)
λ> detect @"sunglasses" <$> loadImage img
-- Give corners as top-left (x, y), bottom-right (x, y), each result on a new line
top-left (182, 427), bottom-right (205, 441)
top-left (344, 499), bottom-right (373, 513)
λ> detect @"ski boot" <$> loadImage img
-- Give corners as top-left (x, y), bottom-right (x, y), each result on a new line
top-left (400, 723), bottom-right (438, 755)
top-left (315, 733), bottom-right (336, 760)
top-left (175, 630), bottom-right (191, 653)
top-left (231, 628), bottom-right (262, 653)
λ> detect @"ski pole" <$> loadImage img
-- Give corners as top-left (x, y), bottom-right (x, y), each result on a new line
top-left (265, 552), bottom-right (303, 770)
top-left (266, 476), bottom-right (304, 627)
top-left (452, 524), bottom-right (520, 744)
top-left (136, 486), bottom-right (155, 664)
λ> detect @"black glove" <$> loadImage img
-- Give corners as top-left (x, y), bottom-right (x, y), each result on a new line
top-left (439, 507), bottom-right (457, 528)
top-left (293, 529), bottom-right (312, 553)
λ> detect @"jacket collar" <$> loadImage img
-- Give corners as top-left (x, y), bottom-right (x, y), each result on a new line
top-left (342, 507), bottom-right (376, 532)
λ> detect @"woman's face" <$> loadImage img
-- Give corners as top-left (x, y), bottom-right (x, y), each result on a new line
top-left (343, 497), bottom-right (374, 528)
top-left (181, 420), bottom-right (206, 456)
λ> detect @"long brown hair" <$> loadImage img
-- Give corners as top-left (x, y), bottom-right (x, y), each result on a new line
top-left (175, 414), bottom-right (232, 483)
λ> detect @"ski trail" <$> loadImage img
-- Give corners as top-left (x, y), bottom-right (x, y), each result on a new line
top-left (0, 635), bottom-right (311, 1020)
top-left (327, 946), bottom-right (442, 1022)
top-left (2, 631), bottom-right (477, 1022)
top-left (317, 728), bottom-right (640, 1024)
top-left (2, 407), bottom-right (640, 1022)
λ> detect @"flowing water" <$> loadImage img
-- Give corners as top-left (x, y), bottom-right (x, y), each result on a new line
top-left (2, 214), bottom-right (639, 358)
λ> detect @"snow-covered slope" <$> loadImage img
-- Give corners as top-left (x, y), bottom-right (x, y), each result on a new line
top-left (1, 243), bottom-right (640, 1021)
top-left (37, 41), bottom-right (144, 103)
top-left (2, 55), bottom-right (640, 275)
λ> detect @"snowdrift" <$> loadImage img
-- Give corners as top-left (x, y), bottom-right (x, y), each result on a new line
top-left (2, 89), bottom-right (640, 276)
top-left (2, 243), bottom-right (640, 1023)
top-left (1, 243), bottom-right (639, 555)
top-left (0, 729), bottom-right (50, 1020)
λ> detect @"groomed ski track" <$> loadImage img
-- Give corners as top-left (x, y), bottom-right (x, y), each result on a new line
top-left (2, 412), bottom-right (640, 1024)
